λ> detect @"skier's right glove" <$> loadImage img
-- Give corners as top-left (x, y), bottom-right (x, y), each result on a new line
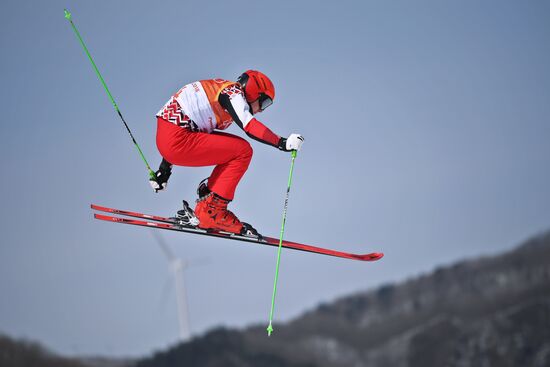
top-left (278, 133), bottom-right (304, 152)
top-left (150, 159), bottom-right (172, 193)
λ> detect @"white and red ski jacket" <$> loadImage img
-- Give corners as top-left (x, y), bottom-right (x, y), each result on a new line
top-left (157, 79), bottom-right (281, 148)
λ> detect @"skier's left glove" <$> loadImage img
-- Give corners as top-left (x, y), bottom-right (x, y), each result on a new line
top-left (278, 133), bottom-right (304, 152)
top-left (150, 159), bottom-right (172, 193)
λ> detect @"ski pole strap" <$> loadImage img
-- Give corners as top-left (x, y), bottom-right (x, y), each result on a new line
top-left (267, 149), bottom-right (298, 336)
top-left (64, 9), bottom-right (155, 180)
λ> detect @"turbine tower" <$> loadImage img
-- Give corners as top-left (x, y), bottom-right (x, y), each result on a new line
top-left (151, 230), bottom-right (191, 342)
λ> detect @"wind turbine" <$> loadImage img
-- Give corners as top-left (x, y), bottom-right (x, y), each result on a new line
top-left (150, 230), bottom-right (191, 342)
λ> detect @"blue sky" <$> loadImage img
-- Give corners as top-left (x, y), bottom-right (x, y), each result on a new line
top-left (1, 0), bottom-right (549, 357)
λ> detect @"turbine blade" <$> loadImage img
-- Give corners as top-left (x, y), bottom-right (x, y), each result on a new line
top-left (150, 229), bottom-right (175, 261)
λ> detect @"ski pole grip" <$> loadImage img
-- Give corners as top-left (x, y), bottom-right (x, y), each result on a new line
top-left (291, 150), bottom-right (297, 158)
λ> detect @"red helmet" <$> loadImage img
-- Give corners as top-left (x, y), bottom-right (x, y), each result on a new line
top-left (237, 70), bottom-right (275, 111)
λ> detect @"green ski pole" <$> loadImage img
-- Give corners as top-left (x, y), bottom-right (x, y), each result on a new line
top-left (267, 149), bottom-right (298, 336)
top-left (64, 9), bottom-right (156, 181)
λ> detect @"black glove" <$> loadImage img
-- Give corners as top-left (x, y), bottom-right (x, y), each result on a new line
top-left (150, 159), bottom-right (172, 193)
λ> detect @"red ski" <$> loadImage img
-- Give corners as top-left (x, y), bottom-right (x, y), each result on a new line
top-left (91, 204), bottom-right (384, 262)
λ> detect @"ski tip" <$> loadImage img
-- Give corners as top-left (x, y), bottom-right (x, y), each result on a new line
top-left (359, 252), bottom-right (384, 261)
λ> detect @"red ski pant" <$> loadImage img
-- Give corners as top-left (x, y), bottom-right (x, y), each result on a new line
top-left (156, 117), bottom-right (252, 200)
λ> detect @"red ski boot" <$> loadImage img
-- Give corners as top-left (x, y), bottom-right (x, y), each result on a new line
top-left (195, 193), bottom-right (243, 234)
top-left (194, 180), bottom-right (261, 237)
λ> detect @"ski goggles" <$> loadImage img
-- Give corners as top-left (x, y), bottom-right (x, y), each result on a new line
top-left (258, 94), bottom-right (273, 112)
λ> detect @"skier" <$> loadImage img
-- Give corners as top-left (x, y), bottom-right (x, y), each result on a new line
top-left (149, 70), bottom-right (304, 236)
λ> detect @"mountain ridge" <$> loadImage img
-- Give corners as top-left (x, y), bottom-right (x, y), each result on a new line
top-left (136, 230), bottom-right (550, 367)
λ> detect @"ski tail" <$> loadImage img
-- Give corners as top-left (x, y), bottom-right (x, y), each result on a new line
top-left (94, 213), bottom-right (173, 229)
top-left (91, 204), bottom-right (174, 223)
